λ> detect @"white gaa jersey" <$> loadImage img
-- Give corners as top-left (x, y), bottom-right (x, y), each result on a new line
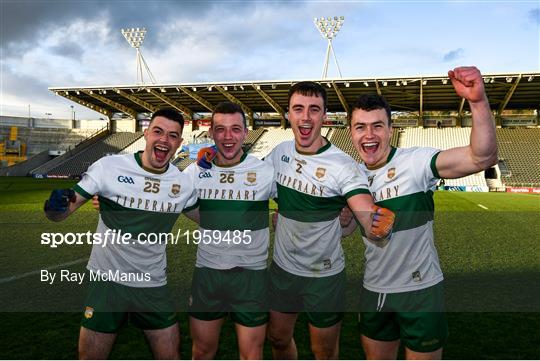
top-left (73, 152), bottom-right (198, 287)
top-left (266, 140), bottom-right (370, 277)
top-left (359, 146), bottom-right (444, 293)
top-left (184, 153), bottom-right (275, 270)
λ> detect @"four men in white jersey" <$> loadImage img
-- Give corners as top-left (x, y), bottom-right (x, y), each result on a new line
top-left (342, 66), bottom-right (498, 359)
top-left (44, 108), bottom-right (198, 359)
top-left (44, 66), bottom-right (495, 360)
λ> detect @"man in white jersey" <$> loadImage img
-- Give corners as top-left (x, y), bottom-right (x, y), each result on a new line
top-left (343, 66), bottom-right (498, 359)
top-left (184, 102), bottom-right (275, 359)
top-left (44, 108), bottom-right (198, 359)
top-left (265, 81), bottom-right (395, 359)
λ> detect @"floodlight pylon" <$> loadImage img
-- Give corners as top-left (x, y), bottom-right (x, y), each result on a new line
top-left (313, 16), bottom-right (345, 79)
top-left (121, 27), bottom-right (157, 85)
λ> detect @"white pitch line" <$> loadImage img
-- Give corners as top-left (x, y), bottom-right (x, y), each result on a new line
top-left (0, 257), bottom-right (88, 284)
top-left (477, 204), bottom-right (489, 210)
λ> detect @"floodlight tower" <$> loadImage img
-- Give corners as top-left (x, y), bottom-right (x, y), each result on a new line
top-left (121, 27), bottom-right (157, 85)
top-left (314, 16), bottom-right (345, 79)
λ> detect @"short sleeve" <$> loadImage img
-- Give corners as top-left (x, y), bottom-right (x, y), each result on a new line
top-left (338, 159), bottom-right (371, 199)
top-left (72, 159), bottom-right (103, 199)
top-left (412, 147), bottom-right (441, 190)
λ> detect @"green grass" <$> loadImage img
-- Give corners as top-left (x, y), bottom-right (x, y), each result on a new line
top-left (0, 177), bottom-right (539, 359)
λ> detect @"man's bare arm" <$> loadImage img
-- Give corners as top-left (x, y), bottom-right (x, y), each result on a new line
top-left (436, 66), bottom-right (498, 179)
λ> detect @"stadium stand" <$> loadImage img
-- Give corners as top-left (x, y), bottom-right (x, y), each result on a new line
top-left (248, 128), bottom-right (295, 159)
top-left (0, 150), bottom-right (53, 176)
top-left (399, 127), bottom-right (487, 187)
top-left (30, 132), bottom-right (143, 177)
top-left (329, 128), bottom-right (361, 162)
top-left (0, 126), bottom-right (103, 155)
top-left (496, 128), bottom-right (540, 186)
top-left (176, 157), bottom-right (196, 171)
top-left (242, 128), bottom-right (266, 152)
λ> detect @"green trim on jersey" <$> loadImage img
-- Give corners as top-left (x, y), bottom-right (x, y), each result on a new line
top-left (184, 200), bottom-right (200, 213)
top-left (212, 151), bottom-right (248, 168)
top-left (357, 191), bottom-right (435, 235)
top-left (73, 184), bottom-right (92, 200)
top-left (134, 151), bottom-right (169, 174)
top-left (199, 199), bottom-right (269, 231)
top-left (98, 196), bottom-right (179, 236)
top-left (378, 191), bottom-right (435, 232)
top-left (277, 183), bottom-right (346, 222)
top-left (344, 188), bottom-right (371, 199)
top-left (387, 147), bottom-right (397, 163)
top-left (315, 138), bottom-right (332, 154)
top-left (430, 151), bottom-right (441, 179)
top-left (295, 137), bottom-right (332, 155)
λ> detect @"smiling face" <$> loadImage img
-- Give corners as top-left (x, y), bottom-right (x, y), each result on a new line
top-left (288, 92), bottom-right (327, 153)
top-left (350, 108), bottom-right (393, 169)
top-left (142, 116), bottom-right (183, 172)
top-left (209, 112), bottom-right (248, 166)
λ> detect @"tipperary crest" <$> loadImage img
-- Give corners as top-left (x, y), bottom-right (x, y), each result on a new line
top-left (169, 184), bottom-right (181, 198)
top-left (315, 167), bottom-right (326, 179)
top-left (387, 167), bottom-right (396, 180)
top-left (84, 306), bottom-right (94, 319)
top-left (244, 172), bottom-right (258, 186)
top-left (247, 172), bottom-right (257, 184)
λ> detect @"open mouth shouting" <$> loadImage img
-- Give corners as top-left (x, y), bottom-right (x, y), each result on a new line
top-left (153, 144), bottom-right (170, 163)
top-left (298, 124), bottom-right (313, 138)
top-left (361, 141), bottom-right (379, 154)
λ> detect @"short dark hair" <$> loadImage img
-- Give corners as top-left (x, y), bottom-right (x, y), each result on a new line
top-left (211, 101), bottom-right (246, 128)
top-left (288, 81), bottom-right (327, 111)
top-left (150, 108), bottom-right (184, 133)
top-left (350, 94), bottom-right (392, 125)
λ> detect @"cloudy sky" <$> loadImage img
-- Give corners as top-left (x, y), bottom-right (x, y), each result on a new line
top-left (1, 0), bottom-right (539, 119)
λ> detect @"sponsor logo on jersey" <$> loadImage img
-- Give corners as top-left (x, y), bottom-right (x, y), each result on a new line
top-left (84, 306), bottom-right (94, 319)
top-left (199, 172), bottom-right (212, 179)
top-left (281, 155), bottom-right (290, 163)
top-left (169, 184), bottom-right (181, 198)
top-left (323, 259), bottom-right (331, 269)
top-left (244, 172), bottom-right (258, 186)
top-left (315, 167), bottom-right (326, 179)
top-left (368, 175), bottom-right (375, 187)
top-left (117, 175), bottom-right (135, 184)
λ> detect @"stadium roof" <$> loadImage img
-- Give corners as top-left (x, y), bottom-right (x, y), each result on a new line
top-left (49, 71), bottom-right (540, 122)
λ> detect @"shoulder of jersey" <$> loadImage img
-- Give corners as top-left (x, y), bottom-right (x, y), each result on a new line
top-left (326, 143), bottom-right (357, 163)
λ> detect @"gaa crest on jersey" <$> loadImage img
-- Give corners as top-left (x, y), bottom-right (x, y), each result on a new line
top-left (84, 306), bottom-right (94, 319)
top-left (315, 167), bottom-right (326, 179)
top-left (169, 184), bottom-right (181, 198)
top-left (244, 172), bottom-right (257, 186)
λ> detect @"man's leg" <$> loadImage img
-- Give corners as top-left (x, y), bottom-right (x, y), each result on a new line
top-left (267, 311), bottom-right (298, 359)
top-left (308, 320), bottom-right (342, 360)
top-left (235, 323), bottom-right (267, 360)
top-left (78, 326), bottom-right (117, 360)
top-left (190, 316), bottom-right (225, 359)
top-left (361, 335), bottom-right (400, 360)
top-left (143, 323), bottom-right (180, 360)
top-left (404, 347), bottom-right (442, 360)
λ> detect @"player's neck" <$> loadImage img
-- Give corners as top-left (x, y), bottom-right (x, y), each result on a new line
top-left (295, 136), bottom-right (328, 155)
top-left (214, 150), bottom-right (245, 167)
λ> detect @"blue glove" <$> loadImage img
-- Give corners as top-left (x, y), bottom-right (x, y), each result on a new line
top-left (196, 145), bottom-right (217, 169)
top-left (44, 189), bottom-right (76, 221)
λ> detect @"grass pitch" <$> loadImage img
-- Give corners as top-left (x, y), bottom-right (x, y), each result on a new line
top-left (0, 177), bottom-right (538, 359)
